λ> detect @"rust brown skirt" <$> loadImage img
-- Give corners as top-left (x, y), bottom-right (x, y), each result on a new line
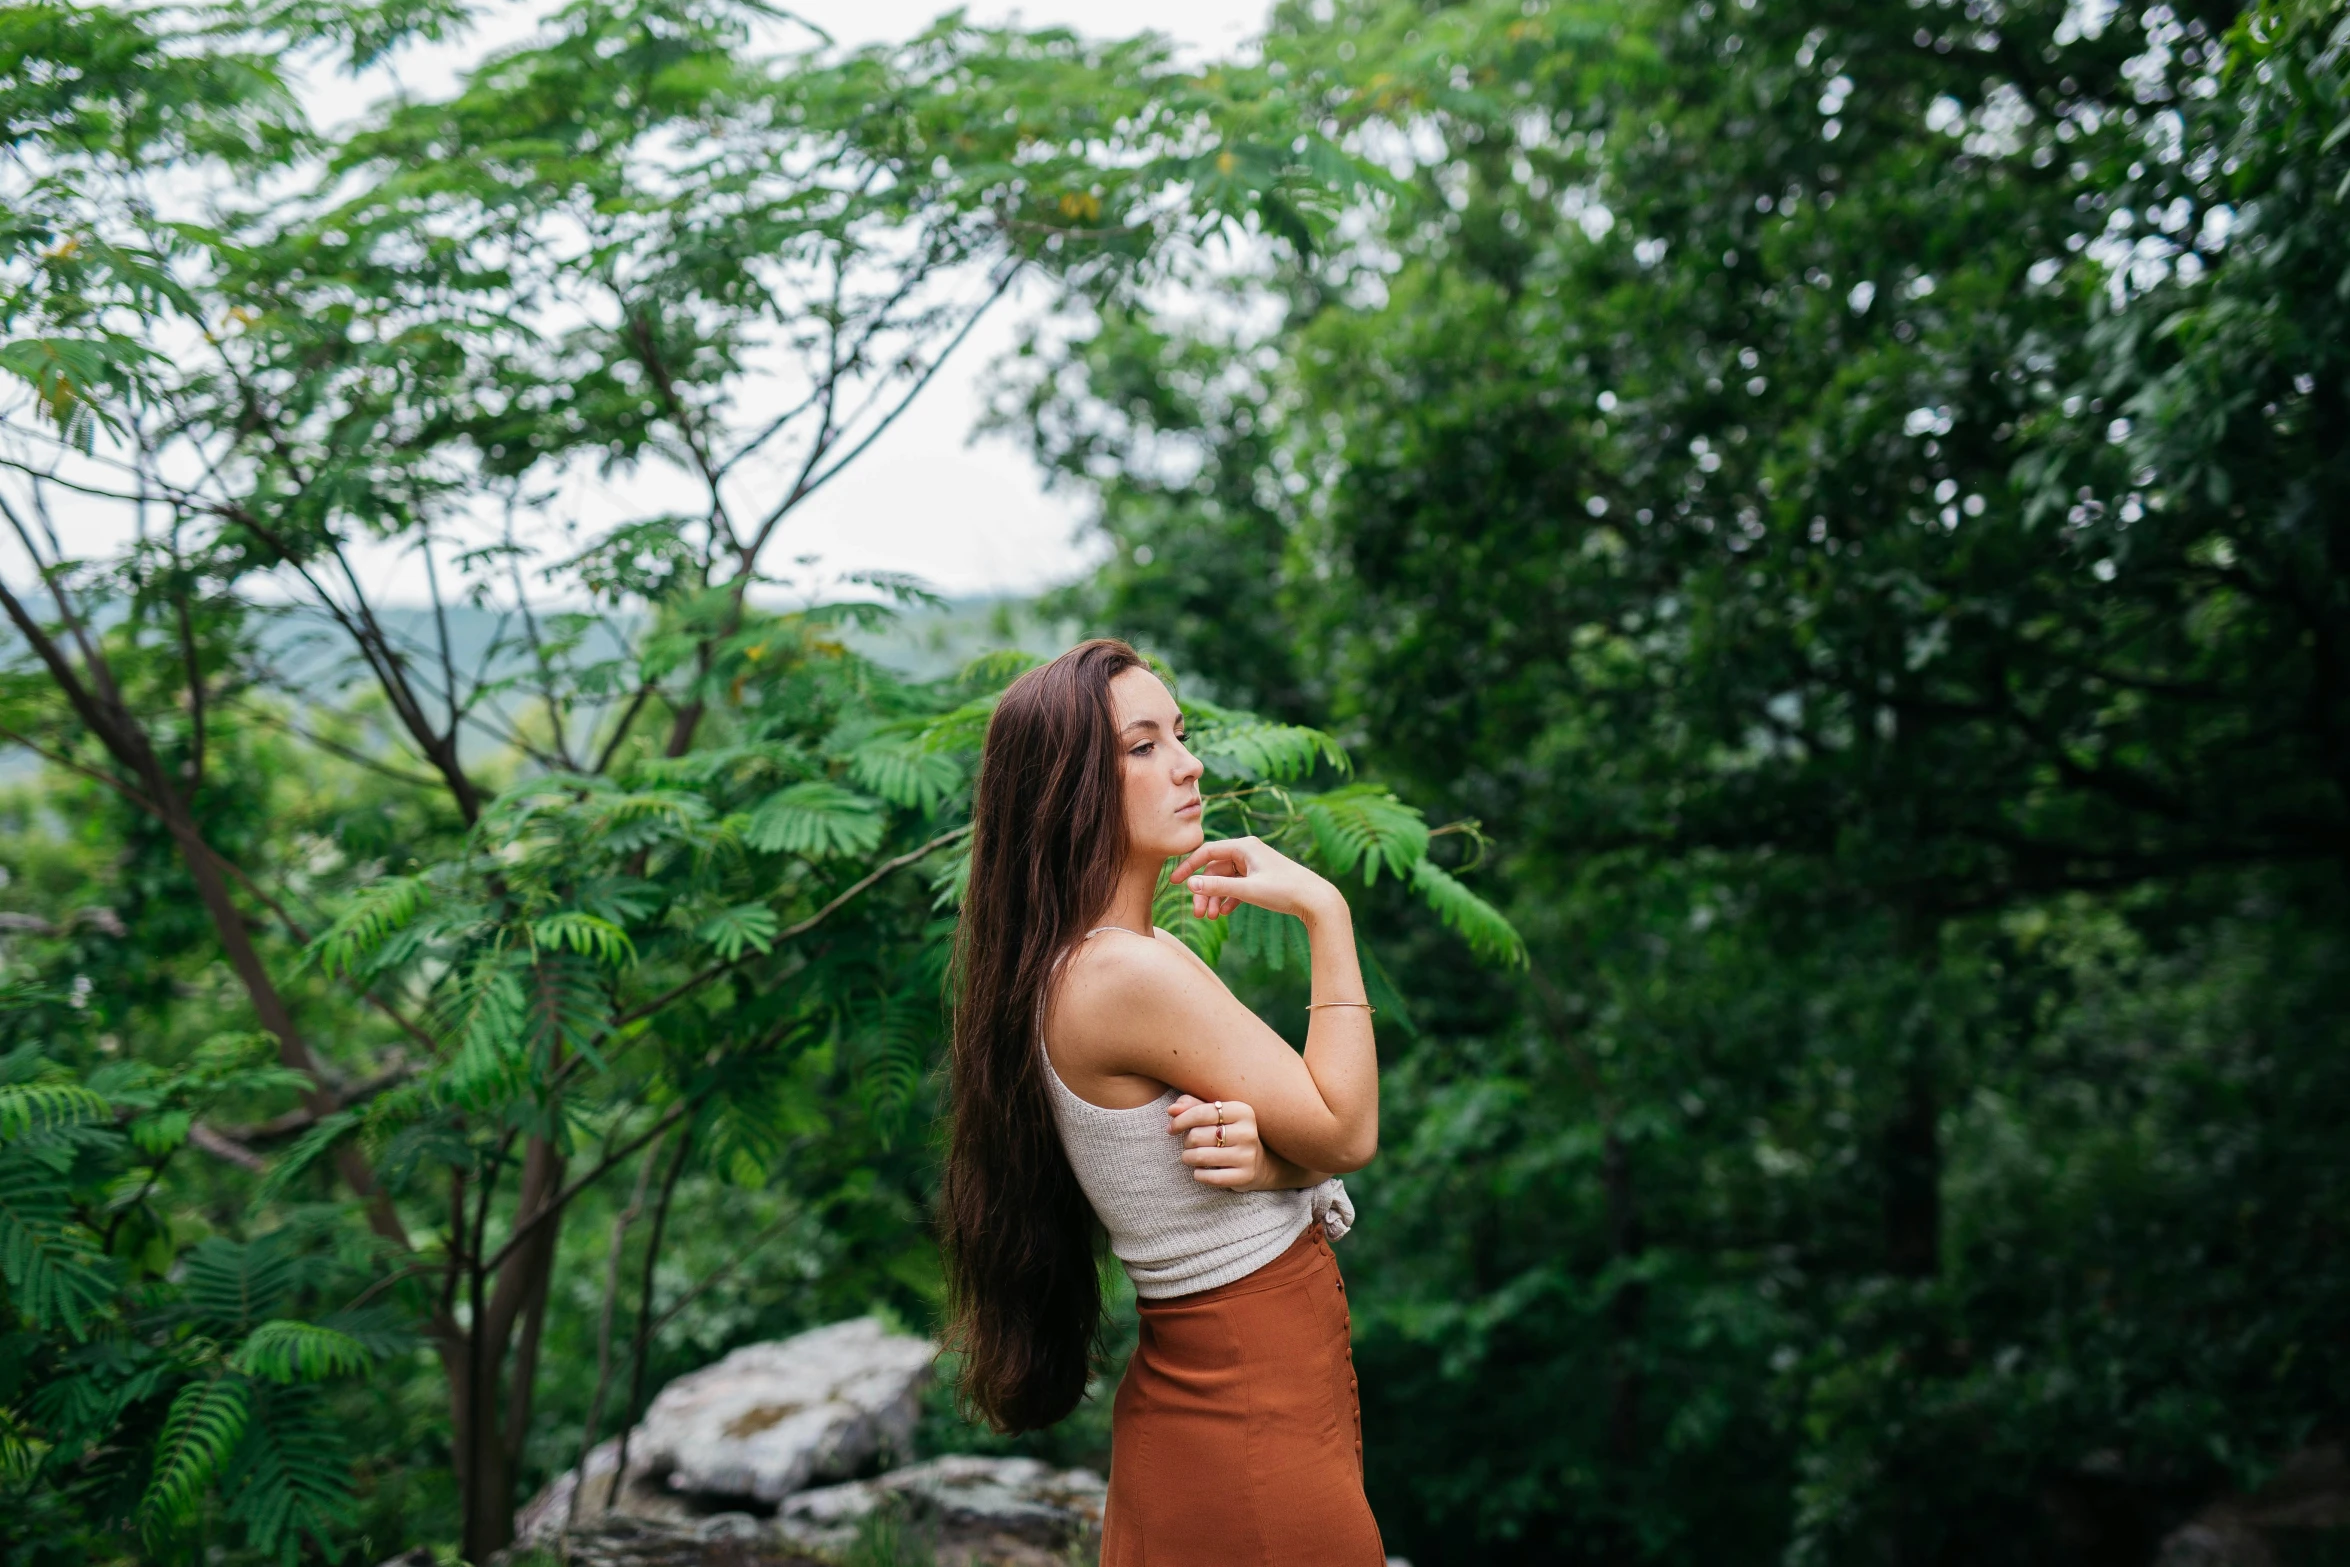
top-left (1101, 1224), bottom-right (1385, 1566)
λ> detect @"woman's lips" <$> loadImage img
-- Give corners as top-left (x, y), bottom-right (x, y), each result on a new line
top-left (1176, 799), bottom-right (1202, 816)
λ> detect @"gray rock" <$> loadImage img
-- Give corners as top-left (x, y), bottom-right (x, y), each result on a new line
top-left (2154, 1518), bottom-right (2274, 1567)
top-left (651, 1318), bottom-right (933, 1502)
top-left (496, 1514), bottom-right (828, 1567)
top-left (2151, 1444), bottom-right (2350, 1567)
top-left (514, 1436), bottom-right (701, 1542)
top-left (774, 1454), bottom-right (1107, 1566)
top-left (515, 1317), bottom-right (934, 1543)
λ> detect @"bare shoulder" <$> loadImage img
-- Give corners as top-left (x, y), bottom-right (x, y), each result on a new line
top-left (1051, 929), bottom-right (1224, 1038)
top-left (1058, 928), bottom-right (1199, 1005)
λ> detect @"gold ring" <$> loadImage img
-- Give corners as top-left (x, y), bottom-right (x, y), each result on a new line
top-left (1216, 1125), bottom-right (1226, 1147)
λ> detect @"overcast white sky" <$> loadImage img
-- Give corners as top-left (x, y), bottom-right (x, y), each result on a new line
top-left (41, 0), bottom-right (1277, 604)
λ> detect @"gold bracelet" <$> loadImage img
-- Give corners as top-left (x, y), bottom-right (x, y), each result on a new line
top-left (1306, 1000), bottom-right (1376, 1013)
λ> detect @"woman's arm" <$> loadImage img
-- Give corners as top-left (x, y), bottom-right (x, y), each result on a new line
top-left (1052, 837), bottom-right (1379, 1173)
top-left (1166, 1094), bottom-right (1330, 1191)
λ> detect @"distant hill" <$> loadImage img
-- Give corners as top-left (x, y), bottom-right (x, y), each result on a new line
top-left (841, 595), bottom-right (1079, 680)
top-left (0, 594), bottom-right (1077, 786)
top-left (253, 594), bottom-right (1074, 691)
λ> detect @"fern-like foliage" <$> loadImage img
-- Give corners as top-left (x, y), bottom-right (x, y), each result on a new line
top-left (1357, 941), bottom-right (1420, 1036)
top-left (848, 989), bottom-right (932, 1134)
top-left (435, 952), bottom-right (532, 1109)
top-left (1302, 786), bottom-right (1432, 885)
top-left (957, 649), bottom-right (1046, 687)
top-left (928, 846), bottom-right (972, 910)
top-left (914, 693), bottom-right (1001, 755)
top-left (0, 1151), bottom-right (115, 1337)
top-left (1185, 703), bottom-right (1349, 783)
top-left (224, 1383), bottom-right (356, 1566)
top-left (742, 781), bottom-right (886, 859)
top-left (303, 873), bottom-right (428, 979)
top-left (849, 735), bottom-right (964, 812)
top-left (0, 1404), bottom-right (38, 1484)
top-left (1409, 859), bottom-right (1528, 967)
top-left (529, 910), bottom-right (638, 968)
top-left (1226, 902), bottom-right (1314, 972)
top-left (697, 901), bottom-right (781, 959)
top-left (1153, 871), bottom-right (1230, 967)
top-left (230, 1320), bottom-right (372, 1383)
top-left (0, 1082), bottom-right (110, 1140)
top-left (252, 1112), bottom-right (358, 1206)
top-left (178, 1234), bottom-right (304, 1334)
top-left (140, 1375), bottom-right (252, 1544)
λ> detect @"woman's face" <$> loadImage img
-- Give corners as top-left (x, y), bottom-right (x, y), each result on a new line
top-left (1110, 666), bottom-right (1205, 863)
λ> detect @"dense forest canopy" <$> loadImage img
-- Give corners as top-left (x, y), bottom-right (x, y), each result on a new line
top-left (1034, 0), bottom-right (2349, 1561)
top-left (2, 0), bottom-right (2345, 1563)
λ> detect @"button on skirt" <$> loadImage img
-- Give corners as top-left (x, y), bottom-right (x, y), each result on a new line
top-left (1102, 1224), bottom-right (1385, 1566)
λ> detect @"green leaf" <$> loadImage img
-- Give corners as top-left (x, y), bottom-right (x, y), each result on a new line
top-left (928, 847), bottom-right (972, 911)
top-left (742, 781), bottom-right (886, 860)
top-left (696, 902), bottom-right (780, 960)
top-left (178, 1235), bottom-right (305, 1333)
top-left (1302, 786), bottom-right (1431, 885)
top-left (0, 334), bottom-right (152, 445)
top-left (129, 1107), bottom-right (193, 1156)
top-left (1186, 711), bottom-right (1350, 782)
top-left (1357, 938), bottom-right (1418, 1037)
top-left (849, 736), bottom-right (964, 811)
top-left (434, 955), bottom-right (531, 1109)
top-left (0, 1152), bottom-right (116, 1337)
top-left (914, 695), bottom-right (1001, 754)
top-left (253, 1113), bottom-right (358, 1207)
top-left (225, 1382), bottom-right (354, 1564)
top-left (141, 1375), bottom-right (251, 1542)
top-left (0, 1083), bottom-right (110, 1141)
top-left (230, 1320), bottom-right (372, 1384)
top-left (846, 991), bottom-right (933, 1136)
top-left (1226, 901), bottom-right (1312, 972)
top-left (529, 911), bottom-right (638, 968)
top-left (1152, 865), bottom-right (1230, 966)
top-left (304, 874), bottom-right (428, 978)
top-left (957, 649), bottom-right (1047, 687)
top-left (1409, 860), bottom-right (1526, 968)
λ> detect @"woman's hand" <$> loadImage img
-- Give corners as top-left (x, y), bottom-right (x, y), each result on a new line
top-left (1167, 1094), bottom-right (1285, 1191)
top-left (1170, 836), bottom-right (1344, 924)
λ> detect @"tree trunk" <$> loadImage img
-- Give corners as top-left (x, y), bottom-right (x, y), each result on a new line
top-left (1882, 1049), bottom-right (1941, 1279)
top-left (1602, 1126), bottom-right (1646, 1565)
top-left (456, 1133), bottom-right (569, 1562)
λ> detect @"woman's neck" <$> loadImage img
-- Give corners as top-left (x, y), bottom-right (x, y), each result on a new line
top-left (1096, 854), bottom-right (1162, 935)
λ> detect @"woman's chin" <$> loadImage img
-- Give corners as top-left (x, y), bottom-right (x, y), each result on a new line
top-left (1158, 824), bottom-right (1206, 857)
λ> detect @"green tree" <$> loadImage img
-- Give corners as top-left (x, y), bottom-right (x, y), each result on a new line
top-left (1022, 0), bottom-right (2350, 1560)
top-left (0, 0), bottom-right (1407, 1555)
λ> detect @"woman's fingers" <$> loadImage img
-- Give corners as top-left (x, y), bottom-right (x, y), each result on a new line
top-left (1170, 838), bottom-right (1255, 886)
top-left (1167, 1099), bottom-right (1256, 1136)
top-left (1186, 887), bottom-right (1239, 920)
top-left (1166, 1097), bottom-right (1263, 1186)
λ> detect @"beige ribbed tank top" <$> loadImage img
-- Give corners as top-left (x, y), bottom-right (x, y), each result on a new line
top-left (1043, 926), bottom-right (1354, 1300)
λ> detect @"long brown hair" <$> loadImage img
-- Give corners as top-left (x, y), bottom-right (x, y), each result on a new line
top-left (941, 638), bottom-right (1146, 1432)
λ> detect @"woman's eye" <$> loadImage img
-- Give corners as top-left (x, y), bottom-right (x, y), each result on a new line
top-left (1131, 742), bottom-right (1155, 757)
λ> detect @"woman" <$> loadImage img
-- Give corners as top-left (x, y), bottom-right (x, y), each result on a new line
top-left (942, 638), bottom-right (1386, 1565)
